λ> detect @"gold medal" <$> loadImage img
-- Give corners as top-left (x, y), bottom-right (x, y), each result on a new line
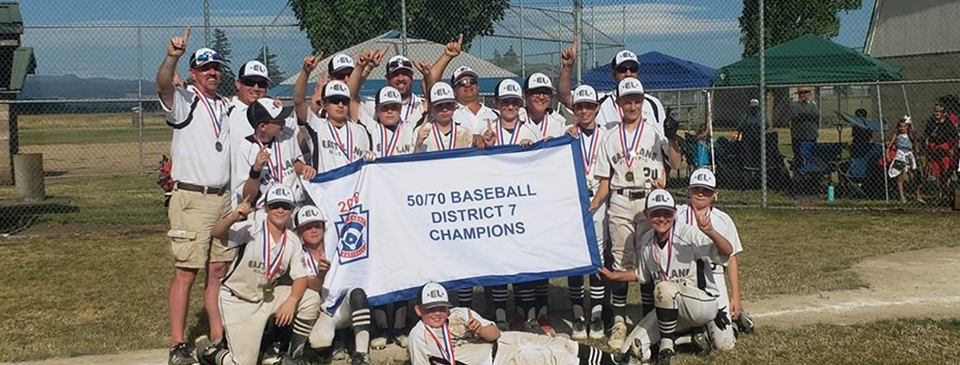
top-left (215, 141), bottom-right (223, 152)
top-left (263, 286), bottom-right (274, 300)
top-left (625, 171), bottom-right (634, 182)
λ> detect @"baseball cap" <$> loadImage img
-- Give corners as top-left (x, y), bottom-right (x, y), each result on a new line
top-left (238, 60), bottom-right (269, 82)
top-left (524, 72), bottom-right (554, 92)
top-left (265, 185), bottom-right (295, 207)
top-left (294, 205), bottom-right (327, 228)
top-left (450, 66), bottom-right (479, 84)
top-left (617, 77), bottom-right (644, 98)
top-left (573, 85), bottom-right (600, 105)
top-left (323, 81), bottom-right (351, 100)
top-left (418, 282), bottom-right (452, 310)
top-left (430, 82), bottom-right (456, 105)
top-left (611, 50), bottom-right (639, 69)
top-left (386, 55), bottom-right (414, 75)
top-left (495, 79), bottom-right (523, 100)
top-left (376, 86), bottom-right (403, 106)
top-left (749, 99), bottom-right (759, 107)
top-left (796, 86), bottom-right (813, 94)
top-left (328, 54), bottom-right (355, 76)
top-left (644, 189), bottom-right (676, 213)
top-left (688, 168), bottom-right (717, 191)
top-left (189, 48), bottom-right (225, 69)
top-left (247, 98), bottom-right (293, 129)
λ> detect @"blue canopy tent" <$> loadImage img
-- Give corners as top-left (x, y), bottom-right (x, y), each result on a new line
top-left (574, 51), bottom-right (715, 91)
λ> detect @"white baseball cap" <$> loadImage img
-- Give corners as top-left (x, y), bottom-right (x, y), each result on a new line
top-left (328, 53), bottom-right (355, 75)
top-left (749, 99), bottom-right (759, 107)
top-left (376, 86), bottom-right (403, 106)
top-left (430, 82), bottom-right (456, 105)
top-left (323, 81), bottom-right (351, 100)
top-left (644, 189), bottom-right (676, 213)
top-left (451, 66), bottom-right (479, 84)
top-left (573, 85), bottom-right (600, 105)
top-left (238, 60), bottom-right (269, 82)
top-left (265, 185), bottom-right (295, 207)
top-left (247, 98), bottom-right (293, 128)
top-left (294, 205), bottom-right (327, 228)
top-left (495, 79), bottom-right (523, 100)
top-left (688, 168), bottom-right (717, 191)
top-left (524, 72), bottom-right (554, 92)
top-left (617, 77), bottom-right (644, 98)
top-left (190, 48), bottom-right (225, 69)
top-left (418, 282), bottom-right (451, 310)
top-left (386, 55), bottom-right (414, 75)
top-left (611, 50), bottom-right (639, 69)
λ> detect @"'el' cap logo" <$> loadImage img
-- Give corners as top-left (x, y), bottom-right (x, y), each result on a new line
top-left (695, 173), bottom-right (709, 181)
top-left (653, 194), bottom-right (668, 202)
top-left (304, 209), bottom-right (318, 217)
top-left (387, 91), bottom-right (399, 98)
top-left (252, 64), bottom-right (266, 72)
top-left (506, 84), bottom-right (518, 91)
top-left (333, 84), bottom-right (346, 91)
top-left (578, 89), bottom-right (590, 96)
top-left (436, 88), bottom-right (450, 96)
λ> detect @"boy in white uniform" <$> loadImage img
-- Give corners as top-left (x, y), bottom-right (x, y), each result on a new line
top-left (409, 282), bottom-right (622, 365)
top-left (196, 186), bottom-right (320, 365)
top-left (600, 189), bottom-right (734, 365)
top-left (415, 82), bottom-right (474, 152)
top-left (303, 81), bottom-right (374, 173)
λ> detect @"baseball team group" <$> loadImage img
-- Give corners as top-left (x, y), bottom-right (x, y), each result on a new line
top-left (157, 25), bottom-right (754, 365)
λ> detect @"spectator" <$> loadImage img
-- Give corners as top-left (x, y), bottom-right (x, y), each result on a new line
top-left (888, 117), bottom-right (924, 203)
top-left (924, 104), bottom-right (957, 201)
top-left (851, 108), bottom-right (873, 158)
top-left (737, 99), bottom-right (764, 165)
top-left (788, 86), bottom-right (819, 172)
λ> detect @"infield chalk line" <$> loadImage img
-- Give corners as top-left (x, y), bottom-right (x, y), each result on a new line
top-left (753, 296), bottom-right (960, 318)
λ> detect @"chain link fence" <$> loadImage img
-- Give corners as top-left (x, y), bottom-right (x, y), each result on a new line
top-left (1, 0), bottom-right (958, 234)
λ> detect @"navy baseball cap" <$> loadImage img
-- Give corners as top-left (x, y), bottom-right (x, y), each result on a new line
top-left (247, 98), bottom-right (293, 129)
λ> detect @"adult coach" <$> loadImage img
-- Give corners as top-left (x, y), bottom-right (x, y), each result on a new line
top-left (600, 189), bottom-right (733, 365)
top-left (350, 49), bottom-right (431, 125)
top-left (156, 26), bottom-right (233, 365)
top-left (558, 39), bottom-right (670, 135)
top-left (589, 78), bottom-right (681, 350)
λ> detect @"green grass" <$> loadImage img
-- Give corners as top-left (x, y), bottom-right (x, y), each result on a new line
top-left (18, 125), bottom-right (171, 146)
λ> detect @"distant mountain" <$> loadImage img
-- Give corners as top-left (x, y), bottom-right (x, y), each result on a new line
top-left (20, 75), bottom-right (142, 100)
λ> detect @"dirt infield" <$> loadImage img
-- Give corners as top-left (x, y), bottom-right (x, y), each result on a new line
top-left (21, 141), bottom-right (169, 176)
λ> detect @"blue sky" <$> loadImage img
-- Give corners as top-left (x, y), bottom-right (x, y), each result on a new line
top-left (19, 0), bottom-right (876, 80)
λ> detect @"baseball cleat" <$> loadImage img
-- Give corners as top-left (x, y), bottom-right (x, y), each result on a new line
top-left (523, 318), bottom-right (547, 335)
top-left (655, 348), bottom-right (675, 365)
top-left (571, 318), bottom-right (588, 340)
top-left (537, 314), bottom-right (557, 336)
top-left (331, 340), bottom-right (348, 361)
top-left (736, 312), bottom-right (755, 335)
top-left (371, 335), bottom-right (388, 350)
top-left (392, 333), bottom-right (410, 348)
top-left (349, 352), bottom-right (371, 365)
top-left (588, 317), bottom-right (606, 340)
top-left (496, 319), bottom-right (510, 331)
top-left (607, 321), bottom-right (627, 350)
top-left (170, 342), bottom-right (199, 365)
top-left (261, 341), bottom-right (283, 365)
top-left (509, 315), bottom-right (526, 331)
top-left (692, 330), bottom-right (712, 357)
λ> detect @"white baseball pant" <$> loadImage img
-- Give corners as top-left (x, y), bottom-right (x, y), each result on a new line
top-left (623, 281), bottom-right (718, 360)
top-left (218, 286), bottom-right (320, 365)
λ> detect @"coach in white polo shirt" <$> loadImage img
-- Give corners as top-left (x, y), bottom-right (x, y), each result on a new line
top-left (354, 55), bottom-right (428, 125)
top-left (448, 66), bottom-right (496, 136)
top-left (558, 41), bottom-right (670, 136)
top-left (155, 27), bottom-right (233, 365)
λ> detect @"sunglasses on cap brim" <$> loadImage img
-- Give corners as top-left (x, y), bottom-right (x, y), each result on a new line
top-left (240, 78), bottom-right (269, 88)
top-left (324, 96), bottom-right (351, 105)
top-left (388, 59), bottom-right (413, 70)
top-left (193, 52), bottom-right (223, 65)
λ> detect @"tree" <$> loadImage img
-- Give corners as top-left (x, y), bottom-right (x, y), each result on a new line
top-left (254, 46), bottom-right (285, 88)
top-left (739, 0), bottom-right (861, 57)
top-left (289, 0), bottom-right (509, 54)
top-left (211, 28), bottom-right (236, 96)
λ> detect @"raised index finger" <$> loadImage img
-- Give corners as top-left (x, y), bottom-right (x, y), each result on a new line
top-left (183, 26), bottom-right (192, 40)
top-left (456, 33), bottom-right (464, 47)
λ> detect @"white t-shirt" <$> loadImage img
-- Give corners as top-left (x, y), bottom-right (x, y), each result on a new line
top-left (361, 118), bottom-right (419, 157)
top-left (414, 122), bottom-right (474, 153)
top-left (231, 129), bottom-right (305, 208)
top-left (634, 223), bottom-right (722, 296)
top-left (453, 102), bottom-right (497, 135)
top-left (486, 119), bottom-right (541, 146)
top-left (518, 108), bottom-right (568, 139)
top-left (575, 125), bottom-right (606, 192)
top-left (594, 120), bottom-right (670, 190)
top-left (162, 85), bottom-right (231, 186)
top-left (408, 308), bottom-right (495, 365)
top-left (360, 93), bottom-right (427, 125)
top-left (303, 113), bottom-right (372, 173)
top-left (595, 92), bottom-right (666, 135)
top-left (222, 216), bottom-right (313, 302)
top-left (674, 205), bottom-right (743, 264)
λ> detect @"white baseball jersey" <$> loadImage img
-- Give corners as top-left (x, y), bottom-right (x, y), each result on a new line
top-left (227, 97), bottom-right (301, 154)
top-left (222, 216), bottom-right (313, 302)
top-left (415, 122), bottom-right (474, 152)
top-left (454, 103), bottom-right (498, 135)
top-left (595, 92), bottom-right (665, 134)
top-left (408, 308), bottom-right (495, 365)
top-left (486, 119), bottom-right (541, 146)
top-left (518, 109), bottom-right (568, 139)
top-left (576, 125), bottom-right (606, 193)
top-left (633, 223), bottom-right (722, 295)
top-left (362, 119), bottom-right (419, 157)
top-left (674, 205), bottom-right (743, 262)
top-left (360, 93), bottom-right (427, 125)
top-left (303, 112), bottom-right (372, 173)
top-left (162, 85), bottom-right (231, 186)
top-left (594, 120), bottom-right (669, 190)
top-left (231, 129), bottom-right (304, 208)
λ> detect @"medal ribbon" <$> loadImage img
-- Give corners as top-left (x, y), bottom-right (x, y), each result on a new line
top-left (685, 205), bottom-right (711, 225)
top-left (256, 136), bottom-right (283, 184)
top-left (579, 126), bottom-right (600, 175)
top-left (379, 124), bottom-right (402, 157)
top-left (532, 114), bottom-right (548, 139)
top-left (262, 221), bottom-right (287, 282)
top-left (327, 122), bottom-right (354, 161)
top-left (619, 118), bottom-right (646, 169)
top-left (425, 324), bottom-right (456, 365)
top-left (402, 96), bottom-right (416, 123)
top-left (193, 86), bottom-right (223, 139)
top-left (303, 246), bottom-right (320, 276)
top-left (651, 225), bottom-right (675, 281)
top-left (431, 123), bottom-right (457, 150)
top-left (498, 119), bottom-right (522, 146)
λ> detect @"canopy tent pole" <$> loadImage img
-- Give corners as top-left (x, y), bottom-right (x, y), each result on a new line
top-left (900, 83), bottom-right (911, 116)
top-left (707, 89), bottom-right (716, 174)
top-left (876, 82), bottom-right (889, 202)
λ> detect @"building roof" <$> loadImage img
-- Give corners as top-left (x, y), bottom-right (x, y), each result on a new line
top-left (864, 0), bottom-right (960, 58)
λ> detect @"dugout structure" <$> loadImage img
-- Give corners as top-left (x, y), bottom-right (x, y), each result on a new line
top-left (0, 2), bottom-right (35, 185)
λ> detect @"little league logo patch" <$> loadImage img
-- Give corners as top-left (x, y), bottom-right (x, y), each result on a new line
top-left (335, 205), bottom-right (370, 264)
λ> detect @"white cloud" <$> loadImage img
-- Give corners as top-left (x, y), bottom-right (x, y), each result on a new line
top-left (583, 3), bottom-right (738, 37)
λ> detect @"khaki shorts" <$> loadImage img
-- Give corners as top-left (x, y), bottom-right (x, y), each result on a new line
top-left (167, 188), bottom-right (233, 269)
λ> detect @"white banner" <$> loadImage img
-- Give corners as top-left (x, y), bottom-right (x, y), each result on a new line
top-left (304, 137), bottom-right (600, 312)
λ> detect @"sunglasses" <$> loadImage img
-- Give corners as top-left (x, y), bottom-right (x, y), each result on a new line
top-left (240, 78), bottom-right (269, 89)
top-left (615, 65), bottom-right (639, 74)
top-left (455, 78), bottom-right (478, 87)
top-left (388, 59), bottom-right (413, 71)
top-left (325, 96), bottom-right (351, 106)
top-left (647, 209), bottom-right (675, 218)
top-left (267, 202), bottom-right (294, 211)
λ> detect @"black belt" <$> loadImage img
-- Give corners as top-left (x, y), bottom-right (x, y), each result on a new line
top-left (614, 189), bottom-right (648, 200)
top-left (175, 181), bottom-right (228, 196)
